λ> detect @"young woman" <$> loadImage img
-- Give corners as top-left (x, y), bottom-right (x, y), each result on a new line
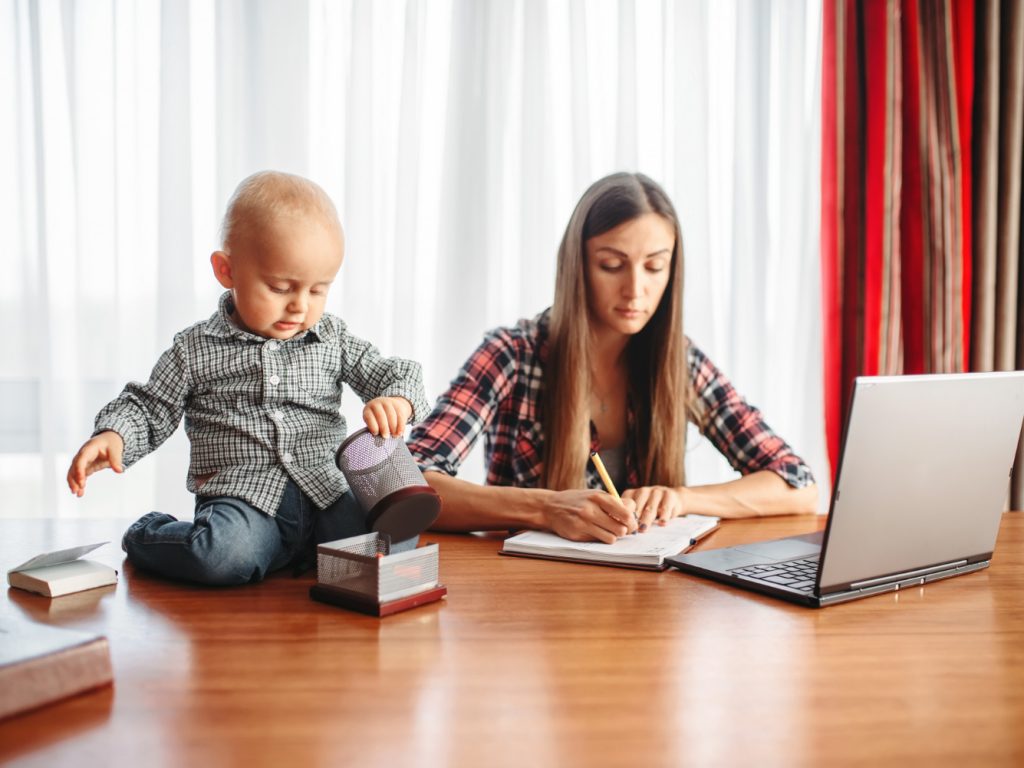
top-left (408, 172), bottom-right (817, 543)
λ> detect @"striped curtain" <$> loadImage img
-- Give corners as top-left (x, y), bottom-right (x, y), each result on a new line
top-left (823, 0), bottom-right (1024, 508)
top-left (821, 0), bottom-right (975, 476)
top-left (972, 0), bottom-right (1024, 508)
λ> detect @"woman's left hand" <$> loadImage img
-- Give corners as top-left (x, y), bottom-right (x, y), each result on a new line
top-left (621, 485), bottom-right (687, 531)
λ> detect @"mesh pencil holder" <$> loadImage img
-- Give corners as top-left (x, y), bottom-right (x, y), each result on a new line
top-left (315, 532), bottom-right (440, 605)
top-left (336, 427), bottom-right (441, 543)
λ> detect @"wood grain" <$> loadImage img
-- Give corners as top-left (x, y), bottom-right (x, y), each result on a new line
top-left (1, 515), bottom-right (1022, 767)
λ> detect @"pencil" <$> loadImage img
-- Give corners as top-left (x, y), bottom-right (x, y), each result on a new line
top-left (589, 451), bottom-right (621, 499)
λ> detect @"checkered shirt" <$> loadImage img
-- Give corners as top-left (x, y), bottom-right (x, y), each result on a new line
top-left (94, 292), bottom-right (429, 516)
top-left (408, 309), bottom-right (815, 490)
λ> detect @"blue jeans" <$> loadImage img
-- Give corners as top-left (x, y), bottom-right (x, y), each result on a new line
top-left (122, 480), bottom-right (417, 586)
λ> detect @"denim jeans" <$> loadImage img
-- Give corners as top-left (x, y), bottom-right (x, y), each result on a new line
top-left (122, 480), bottom-right (418, 586)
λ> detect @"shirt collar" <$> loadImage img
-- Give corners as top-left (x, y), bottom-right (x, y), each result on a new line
top-left (203, 291), bottom-right (330, 343)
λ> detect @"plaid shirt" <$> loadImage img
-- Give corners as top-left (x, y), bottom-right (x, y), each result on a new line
top-left (408, 309), bottom-right (814, 490)
top-left (94, 292), bottom-right (429, 516)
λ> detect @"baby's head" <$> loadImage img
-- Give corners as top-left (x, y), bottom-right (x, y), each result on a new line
top-left (211, 171), bottom-right (344, 340)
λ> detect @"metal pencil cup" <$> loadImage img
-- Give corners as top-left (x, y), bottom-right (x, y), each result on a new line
top-left (336, 428), bottom-right (441, 542)
top-left (316, 533), bottom-right (440, 604)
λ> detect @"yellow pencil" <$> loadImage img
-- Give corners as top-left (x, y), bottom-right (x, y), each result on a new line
top-left (589, 451), bottom-right (621, 499)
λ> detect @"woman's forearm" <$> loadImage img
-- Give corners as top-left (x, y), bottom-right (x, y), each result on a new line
top-left (682, 471), bottom-right (819, 518)
top-left (425, 468), bottom-right (818, 532)
top-left (423, 471), bottom-right (554, 531)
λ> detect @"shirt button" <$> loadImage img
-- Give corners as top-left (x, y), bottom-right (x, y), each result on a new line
top-left (267, 341), bottom-right (279, 351)
top-left (273, 410), bottom-right (284, 421)
top-left (269, 374), bottom-right (281, 386)
top-left (282, 452), bottom-right (293, 464)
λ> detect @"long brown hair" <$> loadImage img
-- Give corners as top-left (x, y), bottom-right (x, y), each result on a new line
top-left (541, 172), bottom-right (693, 490)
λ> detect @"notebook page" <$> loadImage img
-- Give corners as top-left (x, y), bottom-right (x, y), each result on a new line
top-left (504, 515), bottom-right (719, 559)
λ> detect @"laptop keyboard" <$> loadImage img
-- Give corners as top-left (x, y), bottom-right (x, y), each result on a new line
top-left (730, 556), bottom-right (820, 593)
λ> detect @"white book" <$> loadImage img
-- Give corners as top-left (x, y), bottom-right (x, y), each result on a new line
top-left (0, 618), bottom-right (113, 719)
top-left (7, 543), bottom-right (118, 598)
top-left (500, 514), bottom-right (720, 571)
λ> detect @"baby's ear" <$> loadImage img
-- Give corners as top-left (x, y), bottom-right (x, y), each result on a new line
top-left (210, 251), bottom-right (234, 288)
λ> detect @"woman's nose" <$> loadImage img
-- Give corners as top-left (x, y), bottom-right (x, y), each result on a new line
top-left (622, 266), bottom-right (644, 297)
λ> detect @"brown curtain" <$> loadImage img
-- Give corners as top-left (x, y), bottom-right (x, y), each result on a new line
top-left (971, 0), bottom-right (1024, 510)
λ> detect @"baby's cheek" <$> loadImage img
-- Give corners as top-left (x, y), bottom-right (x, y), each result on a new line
top-left (306, 308), bottom-right (326, 329)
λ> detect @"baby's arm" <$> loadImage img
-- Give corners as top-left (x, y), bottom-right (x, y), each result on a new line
top-left (341, 328), bottom-right (430, 434)
top-left (67, 336), bottom-right (191, 496)
top-left (67, 431), bottom-right (124, 497)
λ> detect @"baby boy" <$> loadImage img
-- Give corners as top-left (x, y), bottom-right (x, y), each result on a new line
top-left (67, 171), bottom-right (429, 586)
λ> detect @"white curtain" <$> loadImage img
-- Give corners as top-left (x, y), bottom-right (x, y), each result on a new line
top-left (0, 0), bottom-right (828, 520)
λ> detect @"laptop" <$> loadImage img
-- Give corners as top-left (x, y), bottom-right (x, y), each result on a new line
top-left (665, 372), bottom-right (1024, 607)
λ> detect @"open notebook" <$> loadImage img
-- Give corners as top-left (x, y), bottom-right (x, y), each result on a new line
top-left (500, 514), bottom-right (720, 571)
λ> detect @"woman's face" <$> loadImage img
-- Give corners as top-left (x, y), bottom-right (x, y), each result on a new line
top-left (584, 212), bottom-right (675, 338)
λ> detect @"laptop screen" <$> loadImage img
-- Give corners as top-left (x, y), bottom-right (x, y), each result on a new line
top-left (817, 372), bottom-right (1024, 593)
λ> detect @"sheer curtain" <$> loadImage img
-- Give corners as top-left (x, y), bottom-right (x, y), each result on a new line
top-left (0, 0), bottom-right (827, 520)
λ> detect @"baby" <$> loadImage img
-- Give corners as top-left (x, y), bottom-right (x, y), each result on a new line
top-left (67, 171), bottom-right (429, 586)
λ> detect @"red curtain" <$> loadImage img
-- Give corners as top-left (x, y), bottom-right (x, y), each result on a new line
top-left (821, 0), bottom-right (975, 476)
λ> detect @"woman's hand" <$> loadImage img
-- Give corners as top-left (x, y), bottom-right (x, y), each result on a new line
top-left (67, 431), bottom-right (125, 497)
top-left (542, 489), bottom-right (638, 543)
top-left (623, 474), bottom-right (819, 521)
top-left (622, 485), bottom-right (687, 530)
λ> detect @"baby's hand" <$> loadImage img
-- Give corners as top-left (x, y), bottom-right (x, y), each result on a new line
top-left (362, 397), bottom-right (413, 439)
top-left (67, 431), bottom-right (125, 497)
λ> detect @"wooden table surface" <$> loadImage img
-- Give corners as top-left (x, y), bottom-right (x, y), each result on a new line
top-left (1, 514), bottom-right (1022, 767)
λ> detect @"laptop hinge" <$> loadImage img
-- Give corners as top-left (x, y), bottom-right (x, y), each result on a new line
top-left (849, 559), bottom-right (968, 590)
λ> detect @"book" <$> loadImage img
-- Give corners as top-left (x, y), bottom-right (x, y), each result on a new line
top-left (0, 619), bottom-right (113, 720)
top-left (7, 543), bottom-right (118, 598)
top-left (500, 514), bottom-right (720, 570)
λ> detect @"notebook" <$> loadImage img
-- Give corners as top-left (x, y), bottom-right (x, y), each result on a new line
top-left (666, 372), bottom-right (1024, 607)
top-left (501, 514), bottom-right (720, 570)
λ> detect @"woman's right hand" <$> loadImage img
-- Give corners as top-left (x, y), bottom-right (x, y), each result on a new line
top-left (67, 431), bottom-right (125, 497)
top-left (542, 489), bottom-right (639, 543)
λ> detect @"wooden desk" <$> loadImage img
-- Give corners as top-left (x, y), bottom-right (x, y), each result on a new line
top-left (1, 514), bottom-right (1022, 767)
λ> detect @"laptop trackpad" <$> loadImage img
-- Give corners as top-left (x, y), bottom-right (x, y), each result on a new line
top-left (675, 532), bottom-right (823, 570)
top-left (734, 531), bottom-right (823, 561)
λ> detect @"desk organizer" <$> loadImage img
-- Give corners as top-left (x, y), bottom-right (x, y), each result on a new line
top-left (309, 532), bottom-right (446, 617)
top-left (336, 429), bottom-right (441, 543)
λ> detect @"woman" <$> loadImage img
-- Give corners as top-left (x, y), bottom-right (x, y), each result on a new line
top-left (408, 172), bottom-right (817, 543)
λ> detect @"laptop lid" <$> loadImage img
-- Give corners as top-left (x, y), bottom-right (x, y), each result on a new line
top-left (816, 372), bottom-right (1024, 596)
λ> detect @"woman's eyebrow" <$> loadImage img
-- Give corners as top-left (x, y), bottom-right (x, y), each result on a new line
top-left (594, 246), bottom-right (628, 257)
top-left (594, 246), bottom-right (672, 258)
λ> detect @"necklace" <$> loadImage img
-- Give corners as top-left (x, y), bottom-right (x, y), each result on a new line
top-left (591, 365), bottom-right (623, 416)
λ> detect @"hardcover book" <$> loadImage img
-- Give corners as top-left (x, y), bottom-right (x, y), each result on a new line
top-left (0, 619), bottom-right (113, 720)
top-left (7, 542), bottom-right (118, 598)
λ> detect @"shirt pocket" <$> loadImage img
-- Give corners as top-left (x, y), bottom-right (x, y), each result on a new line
top-left (294, 348), bottom-right (341, 401)
top-left (510, 420), bottom-right (545, 488)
